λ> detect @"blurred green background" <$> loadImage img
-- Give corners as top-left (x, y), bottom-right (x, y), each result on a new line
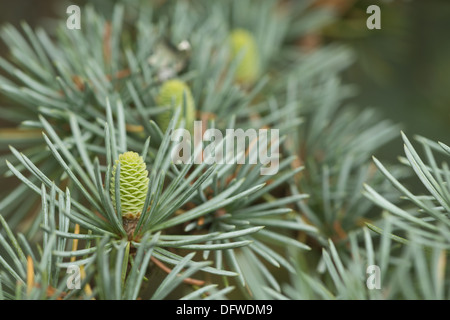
top-left (0, 0), bottom-right (449, 158)
top-left (332, 0), bottom-right (450, 151)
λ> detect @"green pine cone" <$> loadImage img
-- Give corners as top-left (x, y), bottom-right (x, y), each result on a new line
top-left (110, 151), bottom-right (149, 219)
top-left (228, 29), bottom-right (260, 85)
top-left (156, 79), bottom-right (196, 133)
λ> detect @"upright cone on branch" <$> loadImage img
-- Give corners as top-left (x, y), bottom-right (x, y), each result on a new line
top-left (156, 79), bottom-right (196, 133)
top-left (228, 28), bottom-right (260, 85)
top-left (110, 151), bottom-right (149, 220)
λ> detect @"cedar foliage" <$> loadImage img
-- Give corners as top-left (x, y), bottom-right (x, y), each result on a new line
top-left (0, 0), bottom-right (448, 300)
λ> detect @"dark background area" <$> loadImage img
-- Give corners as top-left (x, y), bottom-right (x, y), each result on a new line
top-left (335, 0), bottom-right (450, 152)
top-left (0, 0), bottom-right (449, 160)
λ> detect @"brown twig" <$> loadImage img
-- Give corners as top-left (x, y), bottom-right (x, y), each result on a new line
top-left (150, 256), bottom-right (205, 286)
top-left (103, 22), bottom-right (112, 64)
top-left (26, 256), bottom-right (34, 296)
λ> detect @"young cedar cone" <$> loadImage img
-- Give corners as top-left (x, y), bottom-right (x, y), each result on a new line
top-left (228, 29), bottom-right (260, 85)
top-left (110, 151), bottom-right (149, 220)
top-left (156, 79), bottom-right (196, 133)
